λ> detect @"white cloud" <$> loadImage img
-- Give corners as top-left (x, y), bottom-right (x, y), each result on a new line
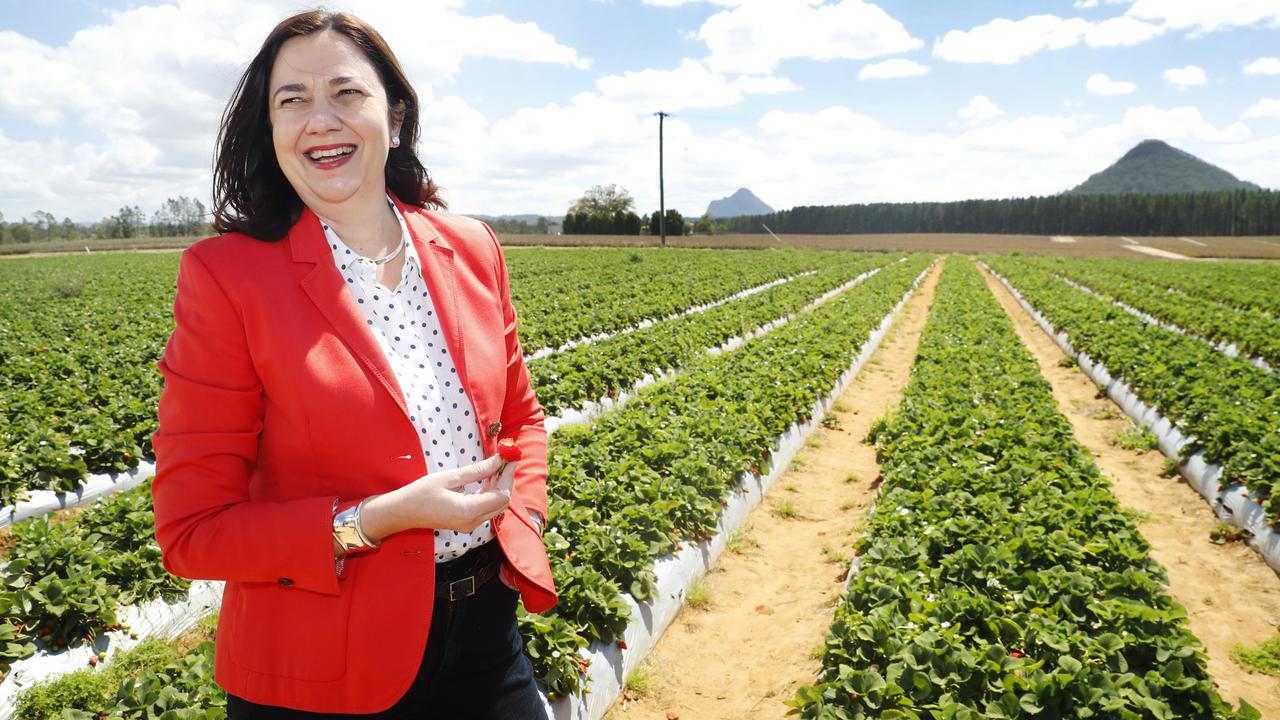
top-left (1244, 57), bottom-right (1280, 75)
top-left (1125, 0), bottom-right (1280, 34)
top-left (1074, 0), bottom-right (1131, 8)
top-left (1244, 99), bottom-right (1280, 120)
top-left (698, 0), bottom-right (921, 74)
top-left (441, 98), bottom-right (1258, 216)
top-left (957, 96), bottom-right (1004, 124)
top-left (733, 75), bottom-right (800, 94)
top-left (935, 16), bottom-right (1089, 64)
top-left (934, 14), bottom-right (1163, 63)
top-left (858, 58), bottom-right (929, 80)
top-left (0, 0), bottom-right (588, 221)
top-left (1164, 65), bottom-right (1208, 87)
top-left (594, 59), bottom-right (794, 112)
top-left (643, 0), bottom-right (739, 5)
top-left (1214, 136), bottom-right (1280, 188)
top-left (1085, 16), bottom-right (1164, 46)
top-left (1086, 72), bottom-right (1137, 96)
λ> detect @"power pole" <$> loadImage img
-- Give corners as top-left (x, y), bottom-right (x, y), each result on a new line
top-left (654, 111), bottom-right (670, 248)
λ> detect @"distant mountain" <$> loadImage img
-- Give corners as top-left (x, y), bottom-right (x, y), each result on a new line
top-left (706, 188), bottom-right (775, 218)
top-left (1068, 139), bottom-right (1261, 195)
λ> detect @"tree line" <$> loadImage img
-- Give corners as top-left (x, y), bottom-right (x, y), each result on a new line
top-left (560, 184), bottom-right (738, 236)
top-left (720, 189), bottom-right (1280, 236)
top-left (0, 196), bottom-right (210, 244)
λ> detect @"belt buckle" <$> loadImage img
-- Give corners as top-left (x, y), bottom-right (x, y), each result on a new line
top-left (449, 575), bottom-right (477, 602)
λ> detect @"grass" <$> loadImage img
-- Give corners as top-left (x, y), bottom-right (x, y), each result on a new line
top-left (1057, 354), bottom-right (1078, 369)
top-left (820, 544), bottom-right (846, 564)
top-left (1085, 404), bottom-right (1118, 421)
top-left (728, 528), bottom-right (759, 555)
top-left (790, 455), bottom-right (808, 470)
top-left (1160, 458), bottom-right (1182, 478)
top-left (820, 412), bottom-right (841, 430)
top-left (839, 498), bottom-right (857, 511)
top-left (832, 399), bottom-right (851, 413)
top-left (784, 482), bottom-right (799, 493)
top-left (1231, 635), bottom-right (1280, 676)
top-left (1109, 421), bottom-right (1159, 452)
top-left (843, 473), bottom-right (857, 484)
top-left (624, 667), bottom-right (652, 696)
top-left (686, 577), bottom-right (712, 608)
top-left (773, 500), bottom-right (801, 519)
top-left (805, 435), bottom-right (824, 449)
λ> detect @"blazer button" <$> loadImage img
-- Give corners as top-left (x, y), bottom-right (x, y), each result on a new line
top-left (277, 577), bottom-right (294, 587)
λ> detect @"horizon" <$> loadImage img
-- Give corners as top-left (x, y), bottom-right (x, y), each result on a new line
top-left (1, 1), bottom-right (1278, 223)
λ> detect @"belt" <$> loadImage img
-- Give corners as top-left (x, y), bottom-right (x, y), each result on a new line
top-left (434, 542), bottom-right (502, 602)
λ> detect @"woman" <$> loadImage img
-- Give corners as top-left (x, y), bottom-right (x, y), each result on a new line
top-left (151, 9), bottom-right (556, 718)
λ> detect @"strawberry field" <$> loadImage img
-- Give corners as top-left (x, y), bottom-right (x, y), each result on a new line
top-left (0, 248), bottom-right (1277, 718)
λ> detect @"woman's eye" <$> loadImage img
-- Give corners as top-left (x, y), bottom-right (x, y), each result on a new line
top-left (280, 97), bottom-right (303, 106)
top-left (339, 88), bottom-right (362, 96)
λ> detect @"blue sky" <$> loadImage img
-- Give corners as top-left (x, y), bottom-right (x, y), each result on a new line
top-left (1, 0), bottom-right (1277, 224)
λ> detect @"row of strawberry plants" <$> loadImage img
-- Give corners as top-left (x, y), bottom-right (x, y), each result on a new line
top-left (11, 617), bottom-right (222, 720)
top-left (793, 259), bottom-right (1257, 719)
top-left (527, 253), bottom-right (899, 415)
top-left (2, 255), bottom-right (934, 714)
top-left (508, 247), bottom-right (830, 354)
top-left (983, 256), bottom-right (1280, 520)
top-left (0, 481), bottom-right (189, 676)
top-left (1030, 257), bottom-right (1279, 368)
top-left (0, 248), bottom-right (832, 507)
top-left (1102, 258), bottom-right (1280, 318)
top-left (530, 254), bottom-right (934, 695)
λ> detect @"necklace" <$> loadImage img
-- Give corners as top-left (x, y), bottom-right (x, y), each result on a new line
top-left (369, 231), bottom-right (405, 266)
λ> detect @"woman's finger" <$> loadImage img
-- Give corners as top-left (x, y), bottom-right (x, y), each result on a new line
top-left (434, 455), bottom-right (501, 490)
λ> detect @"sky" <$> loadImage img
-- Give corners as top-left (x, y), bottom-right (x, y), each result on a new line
top-left (1, 0), bottom-right (1278, 224)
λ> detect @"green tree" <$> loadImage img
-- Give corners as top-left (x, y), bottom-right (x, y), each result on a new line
top-left (570, 184), bottom-right (635, 216)
top-left (648, 209), bottom-right (686, 237)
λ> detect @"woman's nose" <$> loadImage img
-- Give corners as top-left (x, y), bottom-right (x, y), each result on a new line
top-left (304, 99), bottom-right (342, 134)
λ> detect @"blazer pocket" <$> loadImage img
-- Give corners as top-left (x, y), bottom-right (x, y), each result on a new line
top-left (227, 579), bottom-right (354, 682)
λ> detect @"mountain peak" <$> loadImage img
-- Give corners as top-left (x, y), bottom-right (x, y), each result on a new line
top-left (706, 188), bottom-right (774, 218)
top-left (1069, 139), bottom-right (1259, 195)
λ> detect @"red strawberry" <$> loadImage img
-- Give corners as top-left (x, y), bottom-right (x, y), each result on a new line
top-left (1010, 650), bottom-right (1025, 658)
top-left (89, 655), bottom-right (99, 667)
top-left (618, 640), bottom-right (628, 650)
top-left (497, 439), bottom-right (523, 462)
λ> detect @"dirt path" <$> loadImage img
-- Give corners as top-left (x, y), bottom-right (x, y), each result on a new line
top-left (603, 260), bottom-right (944, 720)
top-left (978, 261), bottom-right (1280, 715)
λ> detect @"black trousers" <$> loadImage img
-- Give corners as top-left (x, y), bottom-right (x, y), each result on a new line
top-left (227, 543), bottom-right (547, 719)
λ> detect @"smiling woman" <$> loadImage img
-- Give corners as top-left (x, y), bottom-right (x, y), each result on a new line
top-left (153, 8), bottom-right (555, 720)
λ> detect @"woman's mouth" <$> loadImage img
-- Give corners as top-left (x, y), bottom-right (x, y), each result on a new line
top-left (304, 144), bottom-right (356, 168)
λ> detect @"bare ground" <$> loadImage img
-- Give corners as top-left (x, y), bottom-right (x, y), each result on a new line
top-left (977, 260), bottom-right (1280, 716)
top-left (602, 261), bottom-right (944, 720)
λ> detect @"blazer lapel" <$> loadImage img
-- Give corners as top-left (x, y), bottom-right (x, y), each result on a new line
top-left (396, 199), bottom-right (474, 406)
top-left (289, 207), bottom-right (411, 421)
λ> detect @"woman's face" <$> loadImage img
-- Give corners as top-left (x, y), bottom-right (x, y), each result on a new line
top-left (268, 30), bottom-right (400, 215)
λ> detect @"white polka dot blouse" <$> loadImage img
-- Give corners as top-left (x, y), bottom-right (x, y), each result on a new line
top-left (320, 198), bottom-right (492, 562)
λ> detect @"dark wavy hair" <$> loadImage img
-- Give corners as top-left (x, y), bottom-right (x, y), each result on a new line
top-left (212, 9), bottom-right (444, 241)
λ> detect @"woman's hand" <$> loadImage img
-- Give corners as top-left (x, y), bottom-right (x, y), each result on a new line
top-left (358, 455), bottom-right (516, 542)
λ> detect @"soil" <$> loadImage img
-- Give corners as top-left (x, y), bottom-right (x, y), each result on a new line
top-left (977, 260), bottom-right (1280, 716)
top-left (602, 260), bottom-right (944, 720)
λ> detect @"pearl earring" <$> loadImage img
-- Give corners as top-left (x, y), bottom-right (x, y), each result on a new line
top-left (391, 135), bottom-right (400, 147)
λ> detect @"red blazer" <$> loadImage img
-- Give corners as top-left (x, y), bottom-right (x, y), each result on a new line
top-left (152, 196), bottom-right (556, 713)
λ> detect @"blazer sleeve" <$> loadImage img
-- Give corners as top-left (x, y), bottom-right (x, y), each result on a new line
top-left (487, 224), bottom-right (549, 523)
top-left (152, 247), bottom-right (340, 596)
